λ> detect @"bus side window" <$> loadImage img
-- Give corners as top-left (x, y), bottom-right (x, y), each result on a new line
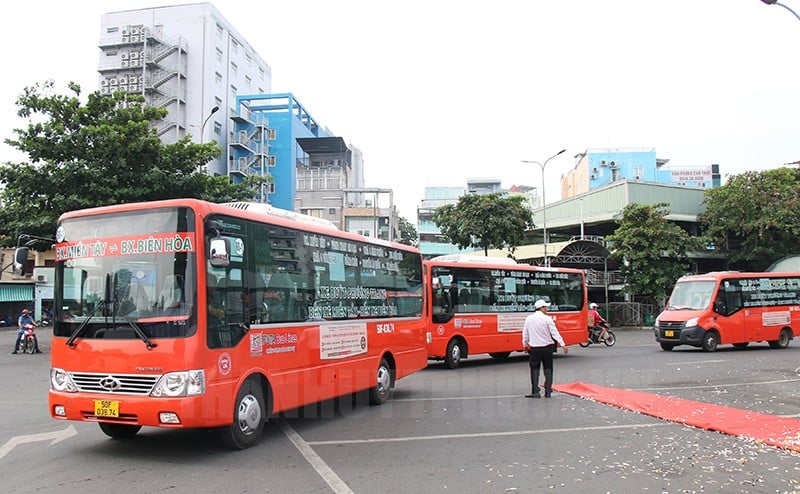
top-left (718, 280), bottom-right (743, 316)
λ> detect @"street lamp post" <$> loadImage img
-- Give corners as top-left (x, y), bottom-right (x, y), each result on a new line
top-left (522, 149), bottom-right (566, 267)
top-left (200, 105), bottom-right (220, 145)
top-left (760, 0), bottom-right (800, 22)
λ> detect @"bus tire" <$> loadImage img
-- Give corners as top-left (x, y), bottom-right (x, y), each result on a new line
top-left (701, 331), bottom-right (719, 352)
top-left (489, 352), bottom-right (511, 360)
top-left (219, 378), bottom-right (266, 450)
top-left (369, 357), bottom-right (393, 405)
top-left (445, 339), bottom-right (464, 369)
top-left (768, 328), bottom-right (792, 349)
top-left (579, 341), bottom-right (590, 348)
top-left (660, 342), bottom-right (675, 351)
top-left (99, 423), bottom-right (141, 440)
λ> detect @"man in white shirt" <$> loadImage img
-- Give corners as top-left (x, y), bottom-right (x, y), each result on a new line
top-left (522, 299), bottom-right (568, 398)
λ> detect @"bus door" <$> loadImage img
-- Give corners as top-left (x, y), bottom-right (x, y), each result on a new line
top-left (715, 279), bottom-right (746, 343)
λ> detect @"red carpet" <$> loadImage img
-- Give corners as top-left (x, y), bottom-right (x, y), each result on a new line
top-left (554, 382), bottom-right (800, 453)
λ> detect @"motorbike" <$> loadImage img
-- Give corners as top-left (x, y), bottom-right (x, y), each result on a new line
top-left (19, 324), bottom-right (38, 354)
top-left (580, 321), bottom-right (616, 347)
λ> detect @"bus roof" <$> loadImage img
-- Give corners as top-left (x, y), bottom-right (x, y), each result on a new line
top-left (224, 202), bottom-right (338, 229)
top-left (429, 254), bottom-right (517, 265)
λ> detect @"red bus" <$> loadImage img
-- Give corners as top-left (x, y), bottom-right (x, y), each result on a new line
top-left (46, 199), bottom-right (428, 448)
top-left (424, 255), bottom-right (588, 368)
top-left (654, 271), bottom-right (800, 351)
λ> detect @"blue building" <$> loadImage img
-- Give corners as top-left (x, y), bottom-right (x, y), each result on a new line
top-left (229, 93), bottom-right (328, 209)
top-left (561, 148), bottom-right (721, 199)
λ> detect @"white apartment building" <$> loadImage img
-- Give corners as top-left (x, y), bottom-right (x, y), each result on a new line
top-left (98, 3), bottom-right (272, 176)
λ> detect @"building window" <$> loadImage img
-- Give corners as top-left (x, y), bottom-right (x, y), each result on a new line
top-left (245, 75), bottom-right (251, 87)
top-left (258, 87), bottom-right (264, 94)
top-left (230, 85), bottom-right (237, 101)
top-left (259, 67), bottom-right (265, 80)
top-left (268, 182), bottom-right (275, 194)
top-left (245, 53), bottom-right (252, 66)
top-left (231, 62), bottom-right (238, 76)
top-left (215, 96), bottom-right (222, 108)
top-left (216, 23), bottom-right (223, 38)
top-left (231, 39), bottom-right (239, 53)
top-left (216, 47), bottom-right (223, 62)
top-left (215, 72), bottom-right (223, 85)
top-left (633, 165), bottom-right (644, 180)
top-left (213, 121), bottom-right (222, 135)
top-left (107, 27), bottom-right (119, 33)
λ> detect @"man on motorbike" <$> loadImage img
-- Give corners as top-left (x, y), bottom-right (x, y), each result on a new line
top-left (588, 303), bottom-right (609, 341)
top-left (12, 308), bottom-right (41, 354)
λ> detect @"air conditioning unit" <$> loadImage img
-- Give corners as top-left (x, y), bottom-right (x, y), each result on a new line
top-left (609, 160), bottom-right (617, 167)
top-left (131, 35), bottom-right (140, 42)
top-left (590, 174), bottom-right (597, 180)
top-left (100, 79), bottom-right (109, 86)
top-left (130, 51), bottom-right (139, 59)
top-left (121, 52), bottom-right (129, 59)
top-left (36, 274), bottom-right (48, 283)
top-left (592, 166), bottom-right (599, 172)
top-left (635, 175), bottom-right (641, 180)
top-left (109, 78), bottom-right (118, 85)
top-left (100, 87), bottom-right (109, 94)
top-left (121, 36), bottom-right (130, 42)
top-left (129, 76), bottom-right (137, 83)
top-left (118, 76), bottom-right (128, 85)
top-left (122, 28), bottom-right (130, 36)
top-left (121, 60), bottom-right (129, 67)
top-left (129, 59), bottom-right (139, 67)
top-left (600, 160), bottom-right (607, 166)
top-left (131, 27), bottom-right (141, 35)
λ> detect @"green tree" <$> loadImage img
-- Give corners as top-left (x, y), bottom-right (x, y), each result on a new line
top-left (700, 168), bottom-right (800, 271)
top-left (607, 203), bottom-right (702, 306)
top-left (0, 81), bottom-right (264, 247)
top-left (432, 193), bottom-right (532, 256)
top-left (397, 216), bottom-right (418, 246)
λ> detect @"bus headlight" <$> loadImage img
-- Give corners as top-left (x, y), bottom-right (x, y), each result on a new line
top-left (151, 370), bottom-right (205, 397)
top-left (50, 368), bottom-right (78, 392)
top-left (685, 317), bottom-right (699, 328)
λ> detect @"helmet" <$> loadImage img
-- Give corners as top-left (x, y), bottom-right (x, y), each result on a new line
top-left (589, 303), bottom-right (598, 309)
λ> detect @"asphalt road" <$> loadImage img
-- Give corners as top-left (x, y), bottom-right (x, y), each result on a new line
top-left (2, 327), bottom-right (799, 494)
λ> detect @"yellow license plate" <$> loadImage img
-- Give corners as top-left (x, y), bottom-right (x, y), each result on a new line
top-left (94, 400), bottom-right (120, 418)
top-left (664, 330), bottom-right (674, 337)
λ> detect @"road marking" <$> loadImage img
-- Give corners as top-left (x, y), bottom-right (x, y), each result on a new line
top-left (0, 425), bottom-right (77, 461)
top-left (306, 422), bottom-right (667, 446)
top-left (278, 419), bottom-right (354, 494)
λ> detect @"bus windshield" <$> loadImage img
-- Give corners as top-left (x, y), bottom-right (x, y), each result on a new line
top-left (666, 280), bottom-right (717, 311)
top-left (54, 207), bottom-right (197, 339)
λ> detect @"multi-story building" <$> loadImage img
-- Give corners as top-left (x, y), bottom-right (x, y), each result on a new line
top-left (561, 148), bottom-right (721, 199)
top-left (98, 3), bottom-right (272, 178)
top-left (416, 186), bottom-right (468, 258)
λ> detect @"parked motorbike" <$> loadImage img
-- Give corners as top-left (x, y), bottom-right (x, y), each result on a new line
top-left (19, 324), bottom-right (37, 354)
top-left (580, 321), bottom-right (616, 347)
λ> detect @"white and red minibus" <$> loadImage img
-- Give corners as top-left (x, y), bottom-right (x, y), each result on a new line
top-left (47, 199), bottom-right (428, 448)
top-left (424, 255), bottom-right (588, 368)
top-left (654, 271), bottom-right (800, 351)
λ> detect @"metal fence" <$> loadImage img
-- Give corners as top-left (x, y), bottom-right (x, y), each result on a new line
top-left (605, 302), bottom-right (655, 327)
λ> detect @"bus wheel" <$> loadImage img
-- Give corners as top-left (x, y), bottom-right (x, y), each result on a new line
top-left (369, 357), bottom-right (393, 405)
top-left (701, 331), bottom-right (719, 352)
top-left (445, 339), bottom-right (464, 369)
top-left (219, 378), bottom-right (266, 450)
top-left (660, 343), bottom-right (675, 351)
top-left (489, 352), bottom-right (511, 360)
top-left (768, 328), bottom-right (792, 349)
top-left (99, 423), bottom-right (141, 440)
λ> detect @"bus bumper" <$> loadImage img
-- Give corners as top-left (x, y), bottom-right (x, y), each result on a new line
top-left (653, 324), bottom-right (704, 347)
top-left (48, 390), bottom-right (228, 429)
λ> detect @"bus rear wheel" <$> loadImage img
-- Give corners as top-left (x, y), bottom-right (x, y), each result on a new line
top-left (445, 339), bottom-right (465, 369)
top-left (219, 378), bottom-right (266, 450)
top-left (99, 423), bottom-right (141, 440)
top-left (768, 328), bottom-right (792, 349)
top-left (701, 331), bottom-right (719, 352)
top-left (369, 357), bottom-right (393, 405)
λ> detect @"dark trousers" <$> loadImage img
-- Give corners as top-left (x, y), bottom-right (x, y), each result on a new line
top-left (528, 344), bottom-right (555, 394)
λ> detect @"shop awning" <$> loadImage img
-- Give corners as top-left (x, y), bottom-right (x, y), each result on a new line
top-left (0, 284), bottom-right (34, 302)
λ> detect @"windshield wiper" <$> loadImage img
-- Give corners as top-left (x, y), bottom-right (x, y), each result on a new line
top-left (111, 272), bottom-right (157, 351)
top-left (65, 299), bottom-right (107, 348)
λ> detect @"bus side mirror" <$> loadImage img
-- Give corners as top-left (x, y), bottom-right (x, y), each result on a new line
top-left (209, 238), bottom-right (230, 267)
top-left (13, 247), bottom-right (29, 276)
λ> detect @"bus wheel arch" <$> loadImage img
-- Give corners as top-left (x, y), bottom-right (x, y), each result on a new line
top-left (369, 354), bottom-right (395, 405)
top-left (701, 330), bottom-right (719, 352)
top-left (219, 374), bottom-right (268, 449)
top-left (768, 328), bottom-right (792, 349)
top-left (445, 337), bottom-right (467, 369)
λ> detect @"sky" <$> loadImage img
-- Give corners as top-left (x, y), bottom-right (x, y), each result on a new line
top-left (3, 0), bottom-right (800, 221)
